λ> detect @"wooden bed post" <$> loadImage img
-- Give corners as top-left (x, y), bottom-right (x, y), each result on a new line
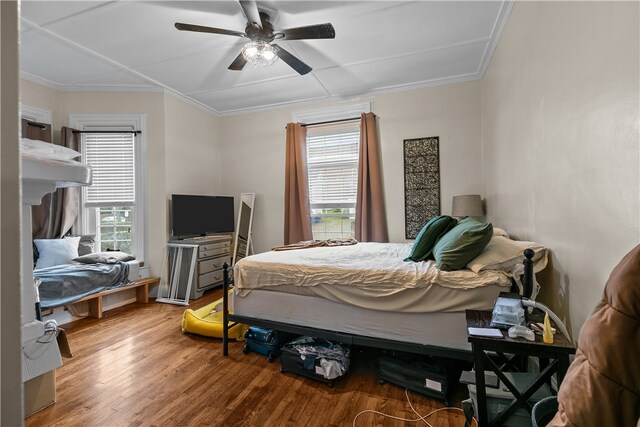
top-left (222, 262), bottom-right (229, 356)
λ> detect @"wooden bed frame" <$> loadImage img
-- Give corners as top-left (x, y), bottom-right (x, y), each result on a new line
top-left (43, 277), bottom-right (159, 319)
top-left (79, 277), bottom-right (159, 318)
top-left (221, 249), bottom-right (536, 361)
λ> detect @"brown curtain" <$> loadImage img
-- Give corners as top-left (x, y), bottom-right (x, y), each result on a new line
top-left (284, 122), bottom-right (312, 245)
top-left (22, 119), bottom-right (54, 238)
top-left (355, 112), bottom-right (388, 242)
top-left (52, 127), bottom-right (82, 237)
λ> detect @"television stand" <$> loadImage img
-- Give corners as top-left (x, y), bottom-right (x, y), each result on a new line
top-left (167, 234), bottom-right (232, 300)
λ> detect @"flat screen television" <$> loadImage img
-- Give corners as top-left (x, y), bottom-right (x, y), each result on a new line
top-left (171, 194), bottom-right (234, 238)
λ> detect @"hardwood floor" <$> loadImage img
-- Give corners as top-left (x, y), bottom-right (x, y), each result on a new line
top-left (26, 289), bottom-right (475, 427)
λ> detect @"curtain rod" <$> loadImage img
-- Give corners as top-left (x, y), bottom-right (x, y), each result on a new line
top-left (72, 130), bottom-right (142, 135)
top-left (301, 116), bottom-right (361, 128)
top-left (25, 121), bottom-right (48, 130)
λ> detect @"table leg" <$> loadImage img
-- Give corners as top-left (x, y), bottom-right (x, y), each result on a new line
top-left (473, 344), bottom-right (489, 427)
top-left (557, 354), bottom-right (570, 386)
top-left (222, 263), bottom-right (229, 357)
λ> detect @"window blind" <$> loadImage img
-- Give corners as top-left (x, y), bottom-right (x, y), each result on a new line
top-left (307, 124), bottom-right (360, 207)
top-left (83, 132), bottom-right (135, 207)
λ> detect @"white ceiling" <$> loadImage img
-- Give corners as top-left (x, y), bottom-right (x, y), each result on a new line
top-left (19, 1), bottom-right (512, 116)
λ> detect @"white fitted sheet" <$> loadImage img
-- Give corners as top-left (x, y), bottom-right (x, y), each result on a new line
top-left (126, 260), bottom-right (140, 281)
top-left (233, 289), bottom-right (474, 351)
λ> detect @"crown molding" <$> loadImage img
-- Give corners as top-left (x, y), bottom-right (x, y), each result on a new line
top-left (478, 0), bottom-right (514, 77)
top-left (20, 104), bottom-right (52, 124)
top-left (20, 71), bottom-right (62, 90)
top-left (60, 84), bottom-right (162, 93)
top-left (163, 89), bottom-right (221, 116)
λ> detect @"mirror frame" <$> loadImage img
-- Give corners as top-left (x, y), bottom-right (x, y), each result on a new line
top-left (232, 193), bottom-right (255, 265)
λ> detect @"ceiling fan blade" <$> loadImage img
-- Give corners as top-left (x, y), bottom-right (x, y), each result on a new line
top-left (175, 22), bottom-right (246, 38)
top-left (272, 44), bottom-right (312, 75)
top-left (228, 52), bottom-right (247, 71)
top-left (238, 0), bottom-right (262, 29)
top-left (277, 23), bottom-right (335, 41)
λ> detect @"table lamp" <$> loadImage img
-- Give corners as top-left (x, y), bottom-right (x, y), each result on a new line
top-left (451, 194), bottom-right (484, 218)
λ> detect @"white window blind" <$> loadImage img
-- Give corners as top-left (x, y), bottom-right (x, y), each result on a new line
top-left (83, 132), bottom-right (135, 207)
top-left (307, 123), bottom-right (360, 208)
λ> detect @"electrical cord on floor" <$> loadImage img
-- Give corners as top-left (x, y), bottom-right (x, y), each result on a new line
top-left (353, 388), bottom-right (476, 427)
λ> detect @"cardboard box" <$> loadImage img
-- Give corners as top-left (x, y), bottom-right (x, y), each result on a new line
top-left (24, 370), bottom-right (55, 418)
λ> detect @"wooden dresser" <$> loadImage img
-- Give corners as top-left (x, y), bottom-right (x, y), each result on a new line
top-left (169, 234), bottom-right (232, 299)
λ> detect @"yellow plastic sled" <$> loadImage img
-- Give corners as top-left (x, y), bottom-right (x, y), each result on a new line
top-left (181, 291), bottom-right (248, 340)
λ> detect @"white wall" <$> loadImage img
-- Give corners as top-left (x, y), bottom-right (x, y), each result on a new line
top-left (481, 1), bottom-right (640, 338)
top-left (219, 81), bottom-right (483, 252)
top-left (1, 1), bottom-right (25, 423)
top-left (164, 92), bottom-right (222, 236)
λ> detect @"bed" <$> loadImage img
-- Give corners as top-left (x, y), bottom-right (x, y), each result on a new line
top-left (222, 237), bottom-right (545, 361)
top-left (33, 259), bottom-right (140, 309)
top-left (32, 235), bottom-right (144, 311)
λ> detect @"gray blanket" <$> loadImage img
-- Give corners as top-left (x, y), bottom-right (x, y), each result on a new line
top-left (34, 262), bottom-right (131, 308)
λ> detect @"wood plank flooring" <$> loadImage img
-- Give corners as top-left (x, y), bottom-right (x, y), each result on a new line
top-left (26, 289), bottom-right (475, 427)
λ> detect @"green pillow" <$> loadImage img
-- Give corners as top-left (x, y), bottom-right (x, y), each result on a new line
top-left (404, 215), bottom-right (458, 262)
top-left (433, 218), bottom-right (493, 271)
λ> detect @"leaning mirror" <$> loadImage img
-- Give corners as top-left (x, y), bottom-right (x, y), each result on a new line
top-left (232, 193), bottom-right (255, 265)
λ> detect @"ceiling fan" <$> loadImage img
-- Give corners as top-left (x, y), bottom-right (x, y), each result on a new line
top-left (175, 0), bottom-right (335, 75)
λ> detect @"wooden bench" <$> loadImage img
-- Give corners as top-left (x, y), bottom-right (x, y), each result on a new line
top-left (75, 277), bottom-right (160, 319)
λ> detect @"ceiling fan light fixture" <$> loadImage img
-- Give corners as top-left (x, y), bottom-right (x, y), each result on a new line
top-left (242, 41), bottom-right (278, 68)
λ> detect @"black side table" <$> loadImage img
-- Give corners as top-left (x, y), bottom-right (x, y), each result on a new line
top-left (466, 310), bottom-right (575, 427)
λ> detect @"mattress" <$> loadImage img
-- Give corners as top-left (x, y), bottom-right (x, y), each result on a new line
top-left (233, 289), bottom-right (476, 351)
top-left (234, 242), bottom-right (511, 313)
top-left (35, 259), bottom-right (141, 308)
top-left (126, 259), bottom-right (140, 281)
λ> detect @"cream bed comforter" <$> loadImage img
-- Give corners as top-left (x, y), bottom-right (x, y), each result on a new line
top-left (234, 243), bottom-right (512, 313)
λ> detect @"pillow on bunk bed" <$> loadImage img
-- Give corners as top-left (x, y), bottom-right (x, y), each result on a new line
top-left (33, 236), bottom-right (80, 270)
top-left (74, 251), bottom-right (135, 264)
top-left (76, 234), bottom-right (97, 256)
top-left (432, 218), bottom-right (493, 271)
top-left (466, 235), bottom-right (547, 274)
top-left (20, 138), bottom-right (81, 160)
top-left (404, 215), bottom-right (457, 262)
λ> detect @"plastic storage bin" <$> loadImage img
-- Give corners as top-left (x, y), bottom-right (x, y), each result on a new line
top-left (467, 372), bottom-right (553, 427)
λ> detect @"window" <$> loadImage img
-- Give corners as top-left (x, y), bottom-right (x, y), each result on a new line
top-left (307, 122), bottom-right (360, 240)
top-left (83, 130), bottom-right (135, 253)
top-left (71, 114), bottom-right (147, 261)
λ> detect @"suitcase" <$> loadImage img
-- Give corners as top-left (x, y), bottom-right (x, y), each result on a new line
top-left (280, 336), bottom-right (350, 387)
top-left (377, 352), bottom-right (460, 405)
top-left (242, 327), bottom-right (295, 362)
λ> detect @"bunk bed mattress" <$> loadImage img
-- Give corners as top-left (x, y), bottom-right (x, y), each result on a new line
top-left (35, 260), bottom-right (140, 308)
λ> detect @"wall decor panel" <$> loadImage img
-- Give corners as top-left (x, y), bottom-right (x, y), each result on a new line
top-left (404, 136), bottom-right (440, 239)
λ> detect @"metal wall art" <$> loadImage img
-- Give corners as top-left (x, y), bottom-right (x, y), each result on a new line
top-left (403, 136), bottom-right (440, 239)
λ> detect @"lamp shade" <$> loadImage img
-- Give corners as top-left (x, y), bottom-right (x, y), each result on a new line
top-left (452, 195), bottom-right (484, 217)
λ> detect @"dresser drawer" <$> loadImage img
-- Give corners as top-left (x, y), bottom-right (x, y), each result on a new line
top-left (200, 249), bottom-right (226, 259)
top-left (199, 255), bottom-right (228, 275)
top-left (198, 270), bottom-right (224, 288)
top-left (199, 241), bottom-right (230, 254)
